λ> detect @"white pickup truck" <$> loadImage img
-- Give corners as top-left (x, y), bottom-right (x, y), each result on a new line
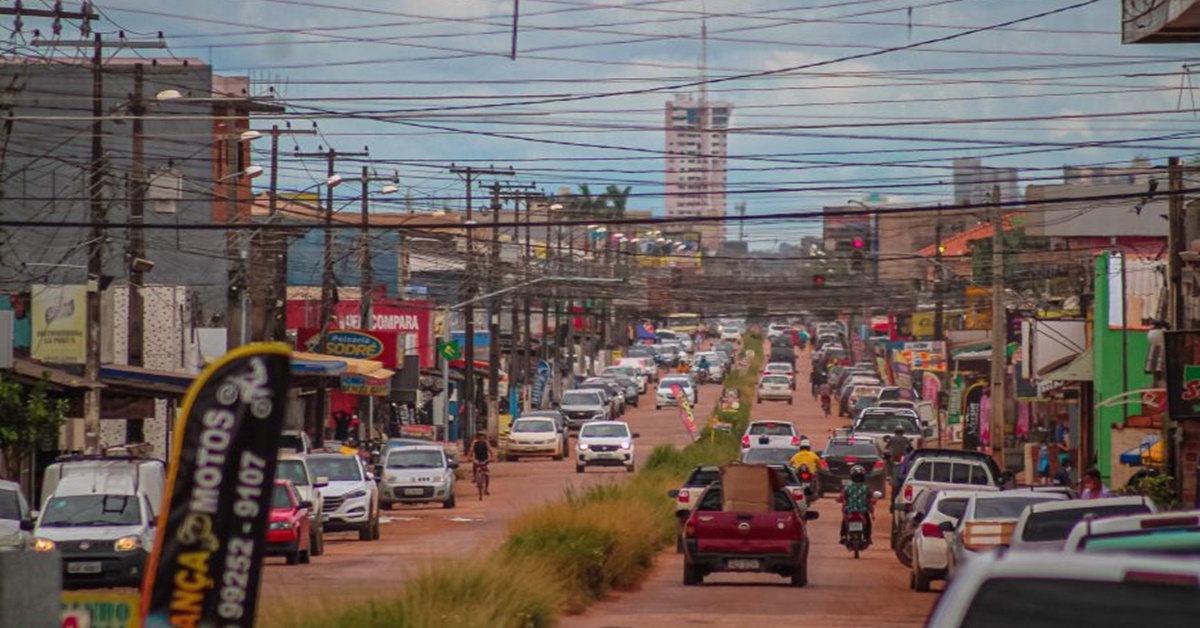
top-left (890, 449), bottom-right (1011, 551)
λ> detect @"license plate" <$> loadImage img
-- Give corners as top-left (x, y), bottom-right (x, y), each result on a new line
top-left (727, 559), bottom-right (760, 571)
top-left (848, 521), bottom-right (864, 532)
top-left (403, 488), bottom-right (425, 496)
top-left (68, 561), bottom-right (102, 574)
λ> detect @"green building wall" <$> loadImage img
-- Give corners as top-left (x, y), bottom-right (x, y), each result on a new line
top-left (1092, 252), bottom-right (1152, 479)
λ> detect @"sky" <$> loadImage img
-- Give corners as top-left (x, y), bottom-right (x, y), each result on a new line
top-left (16, 0), bottom-right (1200, 249)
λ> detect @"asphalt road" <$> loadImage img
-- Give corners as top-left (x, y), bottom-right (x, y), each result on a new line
top-left (564, 346), bottom-right (937, 628)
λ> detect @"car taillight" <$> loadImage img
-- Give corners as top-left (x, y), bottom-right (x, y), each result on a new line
top-left (873, 460), bottom-right (885, 469)
top-left (800, 473), bottom-right (811, 481)
top-left (820, 460), bottom-right (829, 468)
top-left (679, 489), bottom-right (690, 503)
top-left (684, 522), bottom-right (696, 537)
top-left (845, 457), bottom-right (858, 464)
top-left (903, 485), bottom-right (913, 501)
top-left (787, 372), bottom-right (794, 377)
top-left (741, 435), bottom-right (750, 448)
top-left (920, 523), bottom-right (944, 538)
top-left (790, 436), bottom-right (800, 447)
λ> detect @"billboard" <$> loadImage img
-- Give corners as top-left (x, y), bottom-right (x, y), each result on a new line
top-left (296, 328), bottom-right (401, 369)
top-left (287, 299), bottom-right (431, 368)
top-left (31, 284), bottom-right (87, 364)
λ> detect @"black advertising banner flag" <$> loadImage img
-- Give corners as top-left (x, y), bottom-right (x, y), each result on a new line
top-left (142, 344), bottom-right (291, 628)
top-left (962, 382), bottom-right (986, 451)
top-left (1164, 330), bottom-right (1200, 421)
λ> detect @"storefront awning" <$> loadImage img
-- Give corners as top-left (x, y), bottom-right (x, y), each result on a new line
top-left (292, 351), bottom-right (391, 378)
top-left (1035, 347), bottom-right (1092, 382)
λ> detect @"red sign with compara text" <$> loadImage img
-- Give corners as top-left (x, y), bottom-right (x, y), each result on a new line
top-left (287, 299), bottom-right (432, 368)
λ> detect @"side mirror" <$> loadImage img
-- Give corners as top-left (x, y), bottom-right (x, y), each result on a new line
top-left (667, 490), bottom-right (680, 498)
top-left (871, 491), bottom-right (883, 500)
top-left (448, 460), bottom-right (460, 469)
top-left (20, 519), bottom-right (35, 531)
top-left (938, 521), bottom-right (956, 533)
top-left (632, 432), bottom-right (641, 439)
top-left (298, 500), bottom-right (313, 510)
top-left (805, 510), bottom-right (820, 521)
top-left (314, 476), bottom-right (330, 489)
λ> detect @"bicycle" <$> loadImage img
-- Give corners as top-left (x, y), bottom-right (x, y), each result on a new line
top-left (473, 460), bottom-right (490, 501)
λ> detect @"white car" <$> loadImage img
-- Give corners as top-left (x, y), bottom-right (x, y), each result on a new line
top-left (1010, 495), bottom-right (1157, 552)
top-left (766, 323), bottom-right (790, 340)
top-left (0, 480), bottom-right (33, 551)
top-left (926, 551), bottom-right (1200, 627)
top-left (305, 453), bottom-right (381, 542)
top-left (761, 362), bottom-right (796, 389)
top-left (691, 352), bottom-right (726, 380)
top-left (576, 421), bottom-right (638, 473)
top-left (756, 374), bottom-right (793, 404)
top-left (277, 454), bottom-right (330, 556)
top-left (944, 491), bottom-right (1068, 580)
top-left (605, 364), bottom-right (647, 393)
top-left (720, 326), bottom-right (743, 341)
top-left (379, 446), bottom-right (458, 509)
top-left (1062, 501), bottom-right (1180, 553)
top-left (910, 489), bottom-right (997, 592)
top-left (741, 420), bottom-right (799, 449)
top-left (504, 416), bottom-right (566, 462)
top-left (656, 376), bottom-right (697, 410)
top-left (618, 356), bottom-right (658, 384)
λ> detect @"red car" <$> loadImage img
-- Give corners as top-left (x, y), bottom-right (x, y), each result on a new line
top-left (267, 479), bottom-right (312, 565)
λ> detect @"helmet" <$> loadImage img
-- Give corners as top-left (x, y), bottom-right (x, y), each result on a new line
top-left (799, 437), bottom-right (811, 450)
top-left (893, 425), bottom-right (905, 435)
top-left (850, 465), bottom-right (866, 482)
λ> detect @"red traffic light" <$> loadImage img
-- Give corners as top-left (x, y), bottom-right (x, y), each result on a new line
top-left (852, 237), bottom-right (865, 249)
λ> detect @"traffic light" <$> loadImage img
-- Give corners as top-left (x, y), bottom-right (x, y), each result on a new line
top-left (813, 274), bottom-right (825, 287)
top-left (850, 250), bottom-right (865, 273)
top-left (851, 236), bottom-right (864, 249)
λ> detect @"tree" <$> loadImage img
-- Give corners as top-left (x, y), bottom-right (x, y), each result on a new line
top-left (0, 378), bottom-right (68, 481)
top-left (601, 185), bottom-right (631, 218)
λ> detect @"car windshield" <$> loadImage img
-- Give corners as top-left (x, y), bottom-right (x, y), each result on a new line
top-left (278, 433), bottom-right (306, 452)
top-left (513, 419), bottom-right (556, 433)
top-left (386, 450), bottom-right (444, 469)
top-left (958, 578), bottom-right (1200, 628)
top-left (742, 448), bottom-right (796, 464)
top-left (937, 497), bottom-right (970, 519)
top-left (272, 484), bottom-right (295, 509)
top-left (973, 496), bottom-right (1059, 519)
top-left (40, 494), bottom-right (141, 527)
top-left (306, 457), bottom-right (362, 482)
top-left (276, 460), bottom-right (311, 486)
top-left (562, 391), bottom-right (602, 406)
top-left (686, 469), bottom-right (720, 487)
top-left (856, 416), bottom-right (919, 433)
top-left (765, 364), bottom-right (791, 372)
top-left (826, 443), bottom-right (880, 457)
top-left (762, 376), bottom-right (790, 385)
top-left (580, 424), bottom-right (629, 439)
top-left (1022, 505), bottom-right (1154, 542)
top-left (625, 347), bottom-right (653, 358)
top-left (748, 423), bottom-right (794, 436)
top-left (662, 378), bottom-right (690, 388)
top-left (0, 490), bottom-right (20, 520)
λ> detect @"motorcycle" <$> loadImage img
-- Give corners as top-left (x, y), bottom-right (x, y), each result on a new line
top-left (844, 512), bottom-right (870, 559)
top-left (696, 365), bottom-right (712, 384)
top-left (820, 396), bottom-right (832, 417)
top-left (796, 464), bottom-right (817, 501)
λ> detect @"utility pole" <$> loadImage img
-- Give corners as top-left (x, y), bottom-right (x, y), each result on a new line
top-left (125, 63), bottom-right (146, 368)
top-left (449, 165), bottom-right (513, 444)
top-left (1166, 157), bottom-right (1185, 497)
top-left (488, 182), bottom-right (536, 427)
top-left (933, 205), bottom-right (944, 340)
top-left (358, 166), bottom-right (398, 439)
top-left (295, 146), bottom-right (369, 447)
top-left (989, 184), bottom-right (1006, 469)
top-left (265, 123), bottom-right (317, 342)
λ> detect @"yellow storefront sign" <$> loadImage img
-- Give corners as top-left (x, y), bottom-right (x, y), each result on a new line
top-left (911, 312), bottom-right (936, 339)
top-left (32, 284), bottom-right (87, 364)
top-left (61, 591), bottom-right (142, 628)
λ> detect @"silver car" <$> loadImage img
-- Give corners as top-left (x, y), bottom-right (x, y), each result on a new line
top-left (379, 446), bottom-right (458, 509)
top-left (0, 480), bottom-right (33, 551)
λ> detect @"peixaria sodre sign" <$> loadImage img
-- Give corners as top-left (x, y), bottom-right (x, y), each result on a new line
top-left (141, 344), bottom-right (291, 628)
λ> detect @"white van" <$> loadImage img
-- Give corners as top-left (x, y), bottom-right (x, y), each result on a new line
top-left (33, 473), bottom-right (157, 588)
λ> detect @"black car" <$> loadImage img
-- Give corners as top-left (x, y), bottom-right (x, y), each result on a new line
top-left (578, 378), bottom-right (625, 415)
top-left (817, 438), bottom-right (886, 497)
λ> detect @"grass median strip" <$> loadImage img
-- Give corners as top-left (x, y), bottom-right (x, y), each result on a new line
top-left (269, 337), bottom-right (764, 628)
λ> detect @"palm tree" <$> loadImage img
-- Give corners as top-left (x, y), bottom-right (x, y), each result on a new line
top-left (601, 185), bottom-right (631, 218)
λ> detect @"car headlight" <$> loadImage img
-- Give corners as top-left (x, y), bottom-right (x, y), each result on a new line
top-left (344, 489), bottom-right (367, 500)
top-left (269, 521), bottom-right (293, 531)
top-left (620, 441), bottom-right (632, 450)
top-left (33, 538), bottom-right (55, 552)
top-left (114, 535), bottom-right (142, 552)
top-left (577, 442), bottom-right (590, 450)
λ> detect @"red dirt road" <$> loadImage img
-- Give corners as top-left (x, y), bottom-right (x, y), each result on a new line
top-left (564, 348), bottom-right (936, 628)
top-left (256, 375), bottom-right (709, 619)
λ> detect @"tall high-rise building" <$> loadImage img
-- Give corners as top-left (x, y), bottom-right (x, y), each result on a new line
top-left (665, 94), bottom-right (732, 251)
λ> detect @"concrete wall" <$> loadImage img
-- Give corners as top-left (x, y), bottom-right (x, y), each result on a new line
top-left (0, 59), bottom-right (227, 316)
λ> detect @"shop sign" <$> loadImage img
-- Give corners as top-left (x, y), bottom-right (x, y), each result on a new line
top-left (341, 373), bottom-right (391, 396)
top-left (1165, 330), bottom-right (1200, 420)
top-left (61, 591), bottom-right (141, 628)
top-left (297, 328), bottom-right (401, 369)
top-left (31, 284), bottom-right (87, 364)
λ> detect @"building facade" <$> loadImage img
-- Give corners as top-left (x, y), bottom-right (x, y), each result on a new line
top-left (664, 94), bottom-right (731, 251)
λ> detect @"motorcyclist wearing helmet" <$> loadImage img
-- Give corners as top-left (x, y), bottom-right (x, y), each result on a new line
top-left (789, 437), bottom-right (823, 498)
top-left (885, 425), bottom-right (910, 498)
top-left (838, 464), bottom-right (877, 545)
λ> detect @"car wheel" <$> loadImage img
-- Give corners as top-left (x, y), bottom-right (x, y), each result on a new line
top-left (310, 529), bottom-right (324, 557)
top-left (370, 517), bottom-right (381, 541)
top-left (626, 463), bottom-right (635, 473)
top-left (790, 561), bottom-right (808, 587)
top-left (509, 454), bottom-right (520, 463)
top-left (443, 493), bottom-right (457, 509)
top-left (683, 561), bottom-right (703, 586)
top-left (358, 523), bottom-right (373, 542)
top-left (913, 566), bottom-right (932, 593)
top-left (655, 405), bottom-right (662, 410)
top-left (894, 532), bottom-right (914, 568)
top-left (576, 464), bottom-right (585, 474)
top-left (756, 397), bottom-right (762, 404)
top-left (552, 451), bottom-right (563, 461)
top-left (286, 549), bottom-right (299, 565)
top-left (299, 547), bottom-right (311, 564)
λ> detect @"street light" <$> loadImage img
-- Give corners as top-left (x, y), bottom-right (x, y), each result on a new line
top-left (326, 174), bottom-right (344, 188)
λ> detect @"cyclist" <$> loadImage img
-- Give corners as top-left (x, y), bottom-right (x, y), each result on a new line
top-left (471, 432), bottom-right (493, 496)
